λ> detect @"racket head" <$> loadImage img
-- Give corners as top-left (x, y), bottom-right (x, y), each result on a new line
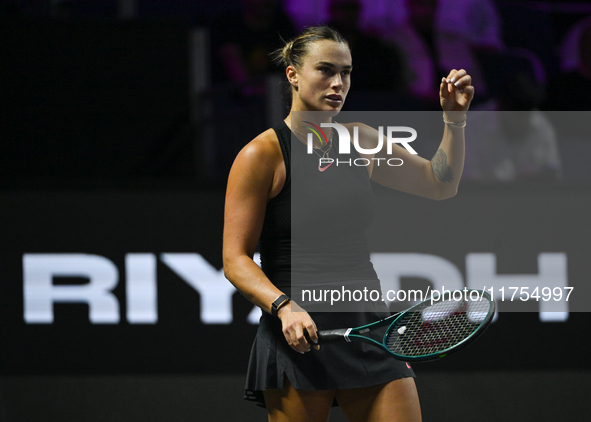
top-left (383, 289), bottom-right (495, 362)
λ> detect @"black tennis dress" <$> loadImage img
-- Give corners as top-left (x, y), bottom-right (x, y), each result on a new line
top-left (244, 121), bottom-right (415, 407)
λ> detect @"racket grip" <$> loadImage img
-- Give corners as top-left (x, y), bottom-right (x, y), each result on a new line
top-left (313, 328), bottom-right (351, 344)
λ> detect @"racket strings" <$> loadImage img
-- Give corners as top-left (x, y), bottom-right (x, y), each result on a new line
top-left (385, 297), bottom-right (491, 358)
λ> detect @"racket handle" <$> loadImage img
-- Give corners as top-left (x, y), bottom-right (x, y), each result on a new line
top-left (305, 328), bottom-right (351, 344)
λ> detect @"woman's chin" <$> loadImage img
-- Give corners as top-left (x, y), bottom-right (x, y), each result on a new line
top-left (296, 99), bottom-right (345, 114)
top-left (320, 105), bottom-right (343, 115)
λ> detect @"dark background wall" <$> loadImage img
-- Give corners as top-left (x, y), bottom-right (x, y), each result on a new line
top-left (1, 187), bottom-right (589, 421)
top-left (2, 372), bottom-right (590, 421)
top-left (0, 19), bottom-right (193, 185)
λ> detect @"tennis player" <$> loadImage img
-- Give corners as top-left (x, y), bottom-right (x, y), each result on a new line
top-left (223, 25), bottom-right (473, 422)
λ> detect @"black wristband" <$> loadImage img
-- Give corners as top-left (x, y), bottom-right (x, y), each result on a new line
top-left (271, 294), bottom-right (291, 317)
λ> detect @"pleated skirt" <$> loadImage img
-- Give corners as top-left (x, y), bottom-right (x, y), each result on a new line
top-left (244, 303), bottom-right (416, 407)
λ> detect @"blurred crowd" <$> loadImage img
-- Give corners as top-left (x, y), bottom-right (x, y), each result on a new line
top-left (203, 0), bottom-right (590, 108)
top-left (203, 0), bottom-right (591, 183)
top-left (4, 0), bottom-right (591, 184)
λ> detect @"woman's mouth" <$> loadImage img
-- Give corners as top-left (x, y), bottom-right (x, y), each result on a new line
top-left (325, 94), bottom-right (343, 104)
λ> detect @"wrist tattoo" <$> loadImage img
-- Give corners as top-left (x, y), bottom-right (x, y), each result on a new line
top-left (432, 149), bottom-right (455, 183)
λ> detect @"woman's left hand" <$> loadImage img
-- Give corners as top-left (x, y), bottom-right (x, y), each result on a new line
top-left (440, 69), bottom-right (475, 117)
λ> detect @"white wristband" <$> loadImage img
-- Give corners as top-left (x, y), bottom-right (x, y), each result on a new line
top-left (443, 113), bottom-right (467, 128)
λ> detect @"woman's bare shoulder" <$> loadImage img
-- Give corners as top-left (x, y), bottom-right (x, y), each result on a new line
top-left (237, 128), bottom-right (281, 165)
top-left (229, 127), bottom-right (286, 199)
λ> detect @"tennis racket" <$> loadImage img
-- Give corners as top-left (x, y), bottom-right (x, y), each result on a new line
top-left (306, 289), bottom-right (494, 362)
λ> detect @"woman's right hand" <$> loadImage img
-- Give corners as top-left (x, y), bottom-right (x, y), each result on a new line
top-left (277, 302), bottom-right (319, 353)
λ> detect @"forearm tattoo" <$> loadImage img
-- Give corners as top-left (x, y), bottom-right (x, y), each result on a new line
top-left (431, 149), bottom-right (455, 183)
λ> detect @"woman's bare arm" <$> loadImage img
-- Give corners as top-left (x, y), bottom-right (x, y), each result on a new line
top-left (223, 129), bottom-right (318, 352)
top-left (365, 69), bottom-right (474, 199)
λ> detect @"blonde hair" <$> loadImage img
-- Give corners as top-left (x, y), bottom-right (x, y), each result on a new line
top-left (272, 25), bottom-right (349, 70)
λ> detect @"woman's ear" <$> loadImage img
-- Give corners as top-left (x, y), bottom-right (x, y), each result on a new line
top-left (286, 65), bottom-right (298, 89)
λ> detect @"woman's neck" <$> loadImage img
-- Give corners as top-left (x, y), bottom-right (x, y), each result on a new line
top-left (285, 111), bottom-right (335, 149)
top-left (286, 111), bottom-right (334, 130)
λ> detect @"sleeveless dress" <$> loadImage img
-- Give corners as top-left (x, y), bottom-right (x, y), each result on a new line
top-left (244, 121), bottom-right (415, 407)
